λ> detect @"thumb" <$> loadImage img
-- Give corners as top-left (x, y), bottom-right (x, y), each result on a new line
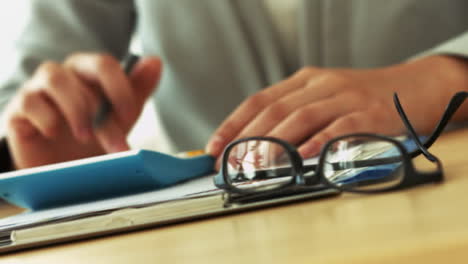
top-left (130, 56), bottom-right (163, 106)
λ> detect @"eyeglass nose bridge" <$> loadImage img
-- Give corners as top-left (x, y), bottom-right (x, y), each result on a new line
top-left (301, 165), bottom-right (321, 185)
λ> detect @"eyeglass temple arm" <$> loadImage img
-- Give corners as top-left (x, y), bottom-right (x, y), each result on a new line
top-left (393, 91), bottom-right (468, 159)
top-left (393, 93), bottom-right (436, 162)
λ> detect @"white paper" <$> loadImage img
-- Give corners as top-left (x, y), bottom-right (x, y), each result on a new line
top-left (0, 174), bottom-right (220, 229)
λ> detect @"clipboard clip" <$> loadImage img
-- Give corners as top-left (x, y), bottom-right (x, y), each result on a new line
top-left (221, 184), bottom-right (337, 208)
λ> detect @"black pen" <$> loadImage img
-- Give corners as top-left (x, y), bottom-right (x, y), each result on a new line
top-left (92, 53), bottom-right (140, 129)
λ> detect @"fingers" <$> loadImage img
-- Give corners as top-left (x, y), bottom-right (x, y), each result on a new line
top-left (64, 54), bottom-right (161, 131)
top-left (128, 57), bottom-right (162, 124)
top-left (298, 102), bottom-right (395, 158)
top-left (6, 53), bottom-right (162, 155)
top-left (10, 88), bottom-right (62, 139)
top-left (64, 53), bottom-right (137, 126)
top-left (233, 78), bottom-right (339, 140)
top-left (206, 67), bottom-right (320, 157)
top-left (265, 96), bottom-right (347, 144)
top-left (94, 114), bottom-right (130, 153)
top-left (7, 115), bottom-right (41, 141)
top-left (14, 62), bottom-right (99, 143)
top-left (206, 70), bottom-right (352, 157)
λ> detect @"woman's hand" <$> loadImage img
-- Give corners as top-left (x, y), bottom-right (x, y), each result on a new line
top-left (206, 55), bottom-right (468, 160)
top-left (4, 53), bottom-right (162, 169)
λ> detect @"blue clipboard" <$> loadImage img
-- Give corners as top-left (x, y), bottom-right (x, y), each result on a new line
top-left (0, 150), bottom-right (214, 210)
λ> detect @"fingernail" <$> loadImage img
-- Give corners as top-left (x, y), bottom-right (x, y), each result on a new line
top-left (205, 135), bottom-right (225, 157)
top-left (299, 141), bottom-right (320, 159)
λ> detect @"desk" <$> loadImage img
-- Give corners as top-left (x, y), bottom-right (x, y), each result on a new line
top-left (0, 128), bottom-right (467, 264)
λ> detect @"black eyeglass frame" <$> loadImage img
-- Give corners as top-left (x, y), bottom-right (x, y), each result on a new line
top-left (214, 133), bottom-right (443, 195)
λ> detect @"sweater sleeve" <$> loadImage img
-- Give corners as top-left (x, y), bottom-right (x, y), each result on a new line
top-left (412, 31), bottom-right (468, 60)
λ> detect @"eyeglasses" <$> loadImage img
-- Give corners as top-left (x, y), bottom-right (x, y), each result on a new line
top-left (214, 91), bottom-right (467, 202)
top-left (214, 134), bottom-right (442, 203)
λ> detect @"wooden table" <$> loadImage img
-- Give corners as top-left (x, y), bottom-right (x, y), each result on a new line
top-left (1, 128), bottom-right (467, 264)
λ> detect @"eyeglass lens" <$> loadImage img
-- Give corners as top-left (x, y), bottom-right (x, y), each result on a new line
top-left (225, 140), bottom-right (294, 192)
top-left (323, 136), bottom-right (405, 191)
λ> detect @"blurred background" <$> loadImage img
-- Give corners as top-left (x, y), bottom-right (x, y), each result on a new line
top-left (0, 2), bottom-right (29, 82)
top-left (0, 2), bottom-right (174, 154)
